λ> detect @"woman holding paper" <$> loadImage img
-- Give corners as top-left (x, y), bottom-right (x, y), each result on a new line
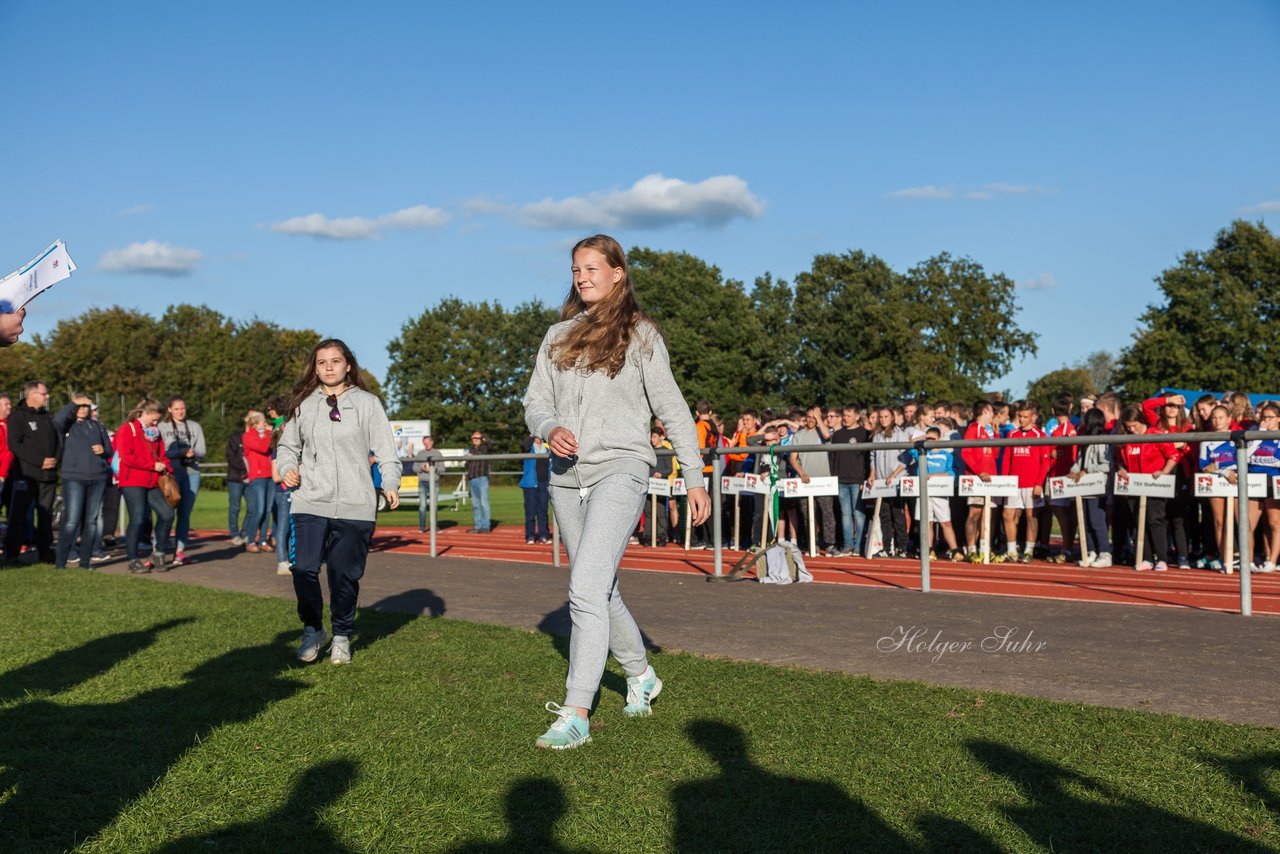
top-left (1069, 408), bottom-right (1114, 568)
top-left (523, 234), bottom-right (710, 750)
top-left (1247, 402), bottom-right (1280, 573)
top-left (1118, 407), bottom-right (1177, 571)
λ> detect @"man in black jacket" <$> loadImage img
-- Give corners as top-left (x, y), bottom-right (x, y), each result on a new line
top-left (6, 381), bottom-right (61, 563)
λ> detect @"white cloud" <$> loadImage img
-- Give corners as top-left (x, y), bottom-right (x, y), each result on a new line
top-left (115, 203), bottom-right (155, 216)
top-left (1240, 200), bottom-right (1280, 215)
top-left (268, 204), bottom-right (450, 240)
top-left (97, 241), bottom-right (202, 276)
top-left (964, 191), bottom-right (992, 201)
top-left (1018, 273), bottom-right (1057, 291)
top-left (887, 185), bottom-right (954, 200)
top-left (515, 174), bottom-right (765, 230)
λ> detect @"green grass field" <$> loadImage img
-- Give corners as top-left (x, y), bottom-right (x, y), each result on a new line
top-left (0, 568), bottom-right (1275, 852)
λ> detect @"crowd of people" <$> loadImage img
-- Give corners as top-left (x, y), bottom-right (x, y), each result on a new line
top-left (634, 390), bottom-right (1280, 574)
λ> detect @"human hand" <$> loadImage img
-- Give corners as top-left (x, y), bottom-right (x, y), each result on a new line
top-left (1032, 485), bottom-right (1043, 497)
top-left (548, 427), bottom-right (578, 458)
top-left (384, 489), bottom-right (400, 510)
top-left (91, 443), bottom-right (104, 455)
top-left (42, 457), bottom-right (57, 469)
top-left (1069, 471), bottom-right (1083, 482)
top-left (801, 473), bottom-right (810, 484)
top-left (153, 462), bottom-right (167, 472)
top-left (184, 448), bottom-right (195, 458)
top-left (1168, 394), bottom-right (1186, 406)
top-left (687, 487), bottom-right (711, 526)
top-left (0, 308), bottom-right (26, 346)
top-left (979, 472), bottom-right (992, 482)
top-left (282, 470), bottom-right (300, 488)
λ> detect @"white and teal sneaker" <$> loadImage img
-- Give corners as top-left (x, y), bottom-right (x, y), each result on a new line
top-left (623, 666), bottom-right (663, 717)
top-left (535, 702), bottom-right (591, 750)
top-left (330, 635), bottom-right (351, 665)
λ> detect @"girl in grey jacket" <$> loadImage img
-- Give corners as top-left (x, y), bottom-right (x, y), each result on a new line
top-left (276, 338), bottom-right (400, 666)
top-left (523, 234), bottom-right (710, 750)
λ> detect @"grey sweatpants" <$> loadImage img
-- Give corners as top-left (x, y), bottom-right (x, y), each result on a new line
top-left (552, 471), bottom-right (650, 710)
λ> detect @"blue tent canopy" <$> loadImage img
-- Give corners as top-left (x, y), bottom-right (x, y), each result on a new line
top-left (1158, 388), bottom-right (1280, 408)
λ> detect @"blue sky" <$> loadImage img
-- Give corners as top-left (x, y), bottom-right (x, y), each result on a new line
top-left (2, 1), bottom-right (1278, 400)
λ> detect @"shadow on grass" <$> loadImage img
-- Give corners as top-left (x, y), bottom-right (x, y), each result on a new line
top-left (1213, 750), bottom-right (1280, 816)
top-left (0, 617), bottom-right (194, 703)
top-left (448, 777), bottom-right (599, 854)
top-left (966, 739), bottom-right (1274, 852)
top-left (536, 602), bottom-right (661, 706)
top-left (672, 720), bottom-right (914, 852)
top-left (153, 759), bottom-right (359, 853)
top-left (0, 608), bottom-right (416, 853)
top-left (369, 587), bottom-right (446, 618)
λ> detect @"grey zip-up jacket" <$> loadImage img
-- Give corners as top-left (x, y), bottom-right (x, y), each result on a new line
top-left (523, 317), bottom-right (705, 491)
top-left (276, 387), bottom-right (401, 522)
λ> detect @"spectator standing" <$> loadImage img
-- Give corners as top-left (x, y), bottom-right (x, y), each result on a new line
top-left (789, 406), bottom-right (836, 554)
top-left (830, 405), bottom-right (870, 557)
top-left (159, 396), bottom-right (206, 566)
top-left (276, 338), bottom-right (401, 666)
top-left (465, 431), bottom-right (492, 533)
top-left (1044, 395), bottom-right (1079, 562)
top-left (52, 394), bottom-right (112, 569)
top-left (961, 400), bottom-right (998, 562)
top-left (115, 398), bottom-right (174, 573)
top-left (411, 435), bottom-right (446, 533)
top-left (242, 411), bottom-right (273, 551)
top-left (868, 406), bottom-right (910, 558)
top-left (999, 401), bottom-right (1052, 564)
top-left (5, 381), bottom-right (60, 563)
top-left (1198, 405), bottom-right (1236, 572)
top-left (520, 434), bottom-right (551, 544)
top-left (225, 427), bottom-right (249, 544)
top-left (639, 427), bottom-right (673, 546)
top-left (0, 393), bottom-right (12, 529)
top-left (1118, 405), bottom-right (1177, 571)
top-left (692, 400), bottom-right (719, 549)
top-left (1070, 408), bottom-right (1114, 568)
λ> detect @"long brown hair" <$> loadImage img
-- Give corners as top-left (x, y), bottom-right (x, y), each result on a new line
top-left (550, 234), bottom-right (656, 378)
top-left (285, 338), bottom-right (369, 420)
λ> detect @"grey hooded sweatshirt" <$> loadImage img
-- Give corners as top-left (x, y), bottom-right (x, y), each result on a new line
top-left (523, 317), bottom-right (705, 492)
top-left (276, 386), bottom-right (401, 522)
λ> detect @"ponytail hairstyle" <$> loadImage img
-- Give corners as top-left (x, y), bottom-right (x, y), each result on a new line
top-left (550, 234), bottom-right (659, 378)
top-left (127, 397), bottom-right (164, 422)
top-left (285, 338), bottom-right (369, 421)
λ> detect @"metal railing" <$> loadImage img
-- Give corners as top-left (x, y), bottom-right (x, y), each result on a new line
top-left (417, 430), bottom-right (1280, 616)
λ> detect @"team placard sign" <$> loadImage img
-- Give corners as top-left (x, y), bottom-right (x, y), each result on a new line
top-left (1113, 472), bottom-right (1176, 498)
top-left (1193, 472), bottom-right (1267, 498)
top-left (1047, 473), bottom-right (1107, 498)
top-left (957, 475), bottom-right (1019, 497)
top-left (721, 475), bottom-right (747, 496)
top-left (863, 480), bottom-right (899, 499)
top-left (779, 476), bottom-right (839, 498)
top-left (899, 476), bottom-right (955, 497)
top-left (647, 478), bottom-right (672, 497)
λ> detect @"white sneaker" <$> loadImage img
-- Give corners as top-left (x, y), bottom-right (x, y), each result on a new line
top-left (330, 635), bottom-right (351, 665)
top-left (1092, 553), bottom-right (1113, 568)
top-left (276, 561), bottom-right (292, 576)
top-left (1260, 562), bottom-right (1278, 574)
top-left (297, 626), bottom-right (328, 663)
top-left (1079, 551), bottom-right (1096, 568)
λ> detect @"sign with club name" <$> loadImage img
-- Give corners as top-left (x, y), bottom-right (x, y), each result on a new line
top-left (957, 475), bottom-right (1019, 497)
top-left (1047, 473), bottom-right (1107, 498)
top-left (721, 475), bottom-right (747, 496)
top-left (739, 473), bottom-right (776, 495)
top-left (1113, 471), bottom-right (1176, 498)
top-left (671, 478), bottom-right (688, 497)
top-left (1193, 472), bottom-right (1267, 498)
top-left (647, 478), bottom-right (672, 497)
top-left (899, 475), bottom-right (955, 497)
top-left (863, 480), bottom-right (899, 499)
top-left (778, 476), bottom-right (838, 498)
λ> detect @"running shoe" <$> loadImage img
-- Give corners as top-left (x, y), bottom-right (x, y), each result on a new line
top-left (623, 666), bottom-right (663, 717)
top-left (1177, 560), bottom-right (1191, 571)
top-left (297, 626), bottom-right (328, 663)
top-left (536, 703), bottom-right (591, 750)
top-left (1080, 552), bottom-right (1096, 568)
top-left (172, 550), bottom-right (185, 567)
top-left (1259, 562), bottom-right (1277, 573)
top-left (330, 635), bottom-right (351, 665)
top-left (967, 552), bottom-right (985, 565)
top-left (276, 561), bottom-right (292, 576)
top-left (1091, 553), bottom-right (1113, 568)
top-left (990, 553), bottom-right (1008, 564)
top-left (1208, 559), bottom-right (1225, 573)
top-left (1154, 561), bottom-right (1168, 572)
top-left (128, 559), bottom-right (150, 574)
top-left (1019, 551), bottom-right (1033, 564)
top-left (1137, 561), bottom-right (1154, 572)
top-left (246, 543), bottom-right (260, 553)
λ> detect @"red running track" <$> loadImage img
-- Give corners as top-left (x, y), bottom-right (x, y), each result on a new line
top-left (354, 525), bottom-right (1280, 616)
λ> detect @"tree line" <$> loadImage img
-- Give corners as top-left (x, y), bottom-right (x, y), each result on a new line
top-left (6, 220), bottom-right (1275, 456)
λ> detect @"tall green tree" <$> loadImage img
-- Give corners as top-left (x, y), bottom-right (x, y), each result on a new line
top-left (630, 248), bottom-right (760, 410)
top-left (790, 251), bottom-right (1036, 404)
top-left (386, 298), bottom-right (557, 446)
top-left (1113, 220), bottom-right (1280, 397)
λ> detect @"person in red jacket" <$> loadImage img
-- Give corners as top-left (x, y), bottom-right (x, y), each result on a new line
top-left (1118, 405), bottom-right (1178, 571)
top-left (241, 410), bottom-right (274, 552)
top-left (0, 393), bottom-right (12, 519)
top-left (961, 400), bottom-right (997, 561)
top-left (1143, 393), bottom-right (1196, 568)
top-left (116, 398), bottom-right (174, 574)
top-left (999, 401), bottom-right (1052, 564)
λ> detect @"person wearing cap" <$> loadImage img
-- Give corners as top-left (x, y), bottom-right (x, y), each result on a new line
top-left (411, 435), bottom-right (446, 532)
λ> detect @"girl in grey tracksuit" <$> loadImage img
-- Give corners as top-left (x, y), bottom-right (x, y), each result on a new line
top-left (522, 234), bottom-right (708, 750)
